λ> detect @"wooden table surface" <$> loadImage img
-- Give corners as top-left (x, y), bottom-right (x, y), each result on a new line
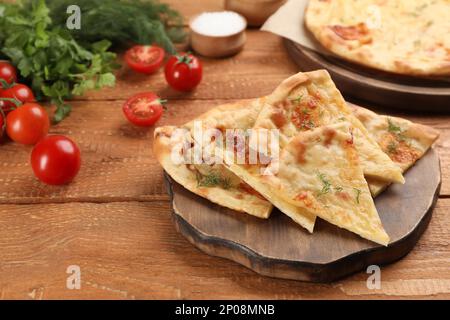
top-left (0, 0), bottom-right (449, 299)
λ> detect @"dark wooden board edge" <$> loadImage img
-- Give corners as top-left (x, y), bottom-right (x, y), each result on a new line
top-left (162, 156), bottom-right (441, 283)
top-left (284, 39), bottom-right (450, 113)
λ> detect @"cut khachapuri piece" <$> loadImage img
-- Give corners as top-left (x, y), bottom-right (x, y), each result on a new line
top-left (305, 0), bottom-right (450, 77)
top-left (182, 98), bottom-right (316, 231)
top-left (350, 105), bottom-right (440, 196)
top-left (153, 125), bottom-right (272, 218)
top-left (254, 70), bottom-right (404, 184)
top-left (260, 122), bottom-right (390, 245)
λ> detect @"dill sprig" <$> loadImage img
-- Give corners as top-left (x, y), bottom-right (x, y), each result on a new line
top-left (196, 171), bottom-right (232, 190)
top-left (387, 118), bottom-right (402, 134)
top-left (291, 94), bottom-right (303, 104)
top-left (317, 172), bottom-right (332, 196)
top-left (387, 141), bottom-right (398, 154)
top-left (45, 0), bottom-right (186, 54)
top-left (387, 118), bottom-right (408, 141)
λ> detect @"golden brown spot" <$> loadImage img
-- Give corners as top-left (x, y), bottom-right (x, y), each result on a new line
top-left (295, 192), bottom-right (308, 200)
top-left (323, 127), bottom-right (336, 147)
top-left (336, 191), bottom-right (351, 201)
top-left (294, 192), bottom-right (313, 207)
top-left (271, 109), bottom-right (287, 128)
top-left (330, 23), bottom-right (372, 43)
top-left (291, 99), bottom-right (321, 131)
top-left (293, 140), bottom-right (307, 163)
top-left (238, 182), bottom-right (266, 200)
top-left (380, 133), bottom-right (420, 164)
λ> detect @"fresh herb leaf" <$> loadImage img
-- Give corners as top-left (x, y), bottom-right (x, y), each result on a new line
top-left (197, 171), bottom-right (232, 189)
top-left (317, 172), bottom-right (332, 196)
top-left (301, 120), bottom-right (315, 130)
top-left (291, 94), bottom-right (303, 104)
top-left (387, 141), bottom-right (398, 154)
top-left (387, 118), bottom-right (408, 142)
top-left (0, 0), bottom-right (185, 123)
top-left (334, 186), bottom-right (344, 192)
top-left (0, 0), bottom-right (119, 123)
top-left (387, 118), bottom-right (402, 134)
top-left (45, 0), bottom-right (186, 54)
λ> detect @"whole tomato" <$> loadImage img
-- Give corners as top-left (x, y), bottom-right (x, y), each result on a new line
top-left (31, 135), bottom-right (81, 185)
top-left (6, 102), bottom-right (50, 145)
top-left (164, 52), bottom-right (202, 92)
top-left (1, 83), bottom-right (35, 113)
top-left (0, 61), bottom-right (17, 87)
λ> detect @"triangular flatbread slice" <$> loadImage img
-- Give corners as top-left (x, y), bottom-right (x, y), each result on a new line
top-left (182, 98), bottom-right (316, 230)
top-left (254, 70), bottom-right (404, 184)
top-left (222, 161), bottom-right (316, 233)
top-left (350, 105), bottom-right (440, 196)
top-left (153, 126), bottom-right (272, 218)
top-left (257, 122), bottom-right (389, 245)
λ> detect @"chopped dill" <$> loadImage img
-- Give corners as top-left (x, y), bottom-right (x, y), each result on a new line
top-left (317, 172), bottom-right (332, 196)
top-left (196, 171), bottom-right (232, 189)
top-left (387, 141), bottom-right (398, 154)
top-left (387, 118), bottom-right (402, 134)
top-left (387, 118), bottom-right (407, 141)
top-left (291, 94), bottom-right (303, 104)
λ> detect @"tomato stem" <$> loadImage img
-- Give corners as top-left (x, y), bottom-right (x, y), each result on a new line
top-left (0, 79), bottom-right (15, 89)
top-left (0, 97), bottom-right (22, 108)
top-left (175, 53), bottom-right (193, 68)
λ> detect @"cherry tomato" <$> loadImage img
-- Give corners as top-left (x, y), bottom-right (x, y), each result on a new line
top-left (6, 102), bottom-right (49, 145)
top-left (164, 53), bottom-right (202, 92)
top-left (1, 83), bottom-right (35, 113)
top-left (31, 135), bottom-right (81, 185)
top-left (122, 92), bottom-right (165, 127)
top-left (124, 45), bottom-right (165, 74)
top-left (0, 61), bottom-right (17, 87)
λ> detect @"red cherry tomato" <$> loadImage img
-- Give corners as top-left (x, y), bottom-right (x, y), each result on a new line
top-left (124, 45), bottom-right (165, 74)
top-left (6, 102), bottom-right (49, 145)
top-left (31, 135), bottom-right (81, 185)
top-left (164, 53), bottom-right (202, 92)
top-left (0, 61), bottom-right (17, 86)
top-left (1, 83), bottom-right (35, 113)
top-left (122, 92), bottom-right (165, 127)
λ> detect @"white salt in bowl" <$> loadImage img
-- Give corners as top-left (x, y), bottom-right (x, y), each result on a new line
top-left (189, 11), bottom-right (247, 58)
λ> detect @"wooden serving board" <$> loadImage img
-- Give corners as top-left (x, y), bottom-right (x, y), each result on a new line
top-left (284, 39), bottom-right (450, 113)
top-left (164, 148), bottom-right (441, 282)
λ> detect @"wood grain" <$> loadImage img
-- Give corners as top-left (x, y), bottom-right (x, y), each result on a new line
top-left (168, 148), bottom-right (441, 282)
top-left (0, 99), bottom-right (448, 204)
top-left (0, 0), bottom-right (448, 299)
top-left (0, 200), bottom-right (449, 299)
top-left (75, 31), bottom-right (299, 101)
